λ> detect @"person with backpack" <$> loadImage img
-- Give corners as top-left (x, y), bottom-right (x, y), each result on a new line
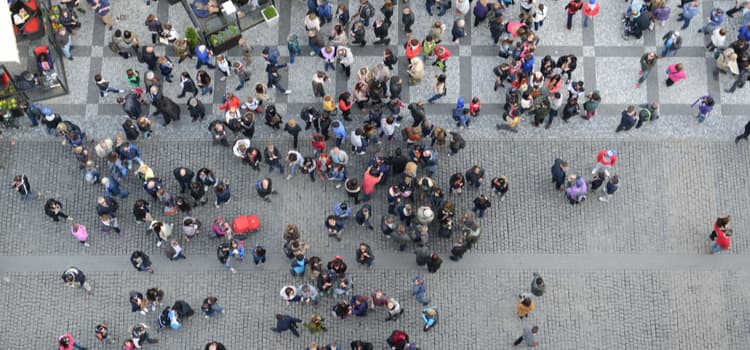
top-left (287, 34), bottom-right (301, 64)
top-left (354, 0), bottom-right (376, 27)
top-left (432, 45), bottom-right (451, 72)
top-left (636, 102), bottom-right (660, 128)
top-left (62, 266), bottom-right (93, 295)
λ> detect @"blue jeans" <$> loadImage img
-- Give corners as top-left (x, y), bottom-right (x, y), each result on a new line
top-left (414, 292), bottom-right (430, 305)
top-left (638, 68), bottom-right (651, 84)
top-left (201, 86), bottom-right (213, 95)
top-left (99, 86), bottom-right (121, 97)
top-left (196, 60), bottom-right (216, 69)
top-left (427, 93), bottom-right (444, 103)
top-left (289, 50), bottom-right (299, 64)
top-left (268, 160), bottom-right (284, 173)
top-left (324, 61), bottom-right (335, 71)
top-left (204, 305), bottom-right (224, 317)
top-left (62, 41), bottom-right (72, 59)
top-left (661, 46), bottom-right (676, 57)
top-left (20, 191), bottom-right (37, 200)
top-left (679, 17), bottom-right (692, 29)
top-left (711, 242), bottom-right (726, 254)
top-left (583, 15), bottom-right (592, 27)
top-left (473, 206), bottom-right (486, 218)
top-left (72, 342), bottom-right (86, 350)
top-left (289, 163), bottom-right (300, 176)
top-left (534, 20), bottom-right (544, 31)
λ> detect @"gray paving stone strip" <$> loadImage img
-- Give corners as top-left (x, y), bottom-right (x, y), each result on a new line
top-left (2, 253), bottom-right (749, 273)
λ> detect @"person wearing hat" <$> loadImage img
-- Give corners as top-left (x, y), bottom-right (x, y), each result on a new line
top-left (582, 0), bottom-right (600, 27)
top-left (41, 107), bottom-right (62, 135)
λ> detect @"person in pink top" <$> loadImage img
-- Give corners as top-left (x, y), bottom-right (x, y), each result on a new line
top-left (361, 166), bottom-right (384, 202)
top-left (666, 63), bottom-right (686, 87)
top-left (58, 333), bottom-right (86, 350)
top-left (71, 223), bottom-right (90, 247)
top-left (592, 149), bottom-right (617, 176)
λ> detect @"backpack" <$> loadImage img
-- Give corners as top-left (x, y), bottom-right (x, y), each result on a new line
top-left (638, 108), bottom-right (652, 121)
top-left (362, 2), bottom-right (375, 19)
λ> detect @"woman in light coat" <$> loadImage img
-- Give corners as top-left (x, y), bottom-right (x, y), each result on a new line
top-left (407, 57), bottom-right (425, 85)
top-left (715, 48), bottom-right (739, 77)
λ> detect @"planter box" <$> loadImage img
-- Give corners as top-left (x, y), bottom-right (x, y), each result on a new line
top-left (261, 5), bottom-right (278, 25)
top-left (209, 35), bottom-right (241, 55)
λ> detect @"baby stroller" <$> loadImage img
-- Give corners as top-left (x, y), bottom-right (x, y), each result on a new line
top-left (34, 45), bottom-right (55, 75)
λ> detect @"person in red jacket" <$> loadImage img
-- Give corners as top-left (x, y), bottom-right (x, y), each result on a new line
top-left (564, 0), bottom-right (584, 30)
top-left (469, 96), bottom-right (481, 116)
top-left (432, 45), bottom-right (451, 72)
top-left (311, 133), bottom-right (326, 156)
top-left (404, 38), bottom-right (421, 63)
top-left (582, 0), bottom-right (600, 27)
top-left (592, 149), bottom-right (617, 176)
top-left (361, 166), bottom-right (384, 202)
top-left (711, 229), bottom-right (732, 254)
top-left (218, 92), bottom-right (241, 111)
top-left (338, 91), bottom-right (353, 121)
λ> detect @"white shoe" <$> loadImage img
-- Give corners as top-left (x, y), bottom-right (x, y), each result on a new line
top-left (119, 89), bottom-right (125, 93)
top-left (230, 267), bottom-right (237, 273)
top-left (284, 90), bottom-right (292, 95)
top-left (157, 241), bottom-right (163, 247)
top-left (83, 242), bottom-right (90, 247)
top-left (139, 310), bottom-right (146, 315)
top-left (286, 175), bottom-right (293, 180)
top-left (336, 184), bottom-right (341, 189)
top-left (220, 76), bottom-right (226, 81)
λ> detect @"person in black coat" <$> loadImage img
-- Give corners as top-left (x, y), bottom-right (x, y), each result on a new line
top-left (615, 105), bottom-right (638, 132)
top-left (408, 101), bottom-right (425, 127)
top-left (45, 198), bottom-right (72, 221)
top-left (550, 159), bottom-right (568, 190)
top-left (118, 93), bottom-right (142, 120)
top-left (373, 18), bottom-right (390, 45)
top-left (140, 45), bottom-right (158, 71)
top-left (122, 119), bottom-right (139, 141)
top-left (448, 131), bottom-right (466, 156)
top-left (130, 251), bottom-right (154, 273)
top-left (350, 340), bottom-right (374, 350)
top-left (355, 243), bottom-right (374, 267)
top-left (271, 314), bottom-right (302, 337)
top-left (156, 96), bottom-right (180, 126)
top-left (173, 167), bottom-right (194, 194)
top-left (187, 97), bottom-right (205, 122)
top-left (402, 7), bottom-right (415, 35)
top-left (426, 252), bottom-right (442, 273)
top-left (735, 120), bottom-right (750, 144)
top-left (177, 72), bottom-right (198, 98)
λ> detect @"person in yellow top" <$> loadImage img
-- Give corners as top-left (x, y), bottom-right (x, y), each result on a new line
top-left (516, 293), bottom-right (536, 319)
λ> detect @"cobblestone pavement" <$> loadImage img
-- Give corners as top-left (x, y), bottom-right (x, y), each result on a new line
top-left (1, 0), bottom-right (750, 349)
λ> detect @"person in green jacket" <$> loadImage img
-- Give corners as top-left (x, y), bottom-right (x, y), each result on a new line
top-left (302, 314), bottom-right (327, 333)
top-left (582, 90), bottom-right (601, 120)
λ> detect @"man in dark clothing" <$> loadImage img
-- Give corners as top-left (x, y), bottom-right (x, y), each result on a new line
top-left (465, 165), bottom-right (485, 189)
top-left (735, 120), bottom-right (750, 144)
top-left (373, 18), bottom-right (390, 45)
top-left (616, 105), bottom-right (639, 132)
top-left (408, 101), bottom-right (426, 127)
top-left (263, 144), bottom-right (284, 173)
top-left (140, 45), bottom-right (158, 71)
top-left (551, 159), bottom-right (568, 190)
top-left (155, 96), bottom-right (180, 126)
top-left (96, 196), bottom-right (119, 217)
top-left (350, 340), bottom-right (374, 350)
top-left (118, 94), bottom-right (142, 120)
top-left (385, 148), bottom-right (409, 175)
top-left (270, 314), bottom-right (301, 337)
top-left (448, 131), bottom-right (466, 156)
top-left (173, 167), bottom-right (195, 194)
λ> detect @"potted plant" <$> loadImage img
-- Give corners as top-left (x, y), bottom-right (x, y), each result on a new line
top-left (185, 27), bottom-right (200, 52)
top-left (262, 4), bottom-right (278, 25)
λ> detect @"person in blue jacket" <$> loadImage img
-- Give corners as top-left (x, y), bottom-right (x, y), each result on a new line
top-left (271, 314), bottom-right (302, 337)
top-left (101, 176), bottom-right (128, 198)
top-left (421, 307), bottom-right (438, 332)
top-left (194, 45), bottom-right (215, 70)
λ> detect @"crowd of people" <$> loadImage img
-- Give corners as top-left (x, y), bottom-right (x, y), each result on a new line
top-left (6, 0), bottom-right (749, 349)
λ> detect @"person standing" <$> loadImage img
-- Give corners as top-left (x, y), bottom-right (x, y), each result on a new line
top-left (593, 149), bottom-right (617, 175)
top-left (616, 105), bottom-right (639, 132)
top-left (636, 52), bottom-right (657, 88)
top-left (513, 325), bottom-right (540, 347)
top-left (665, 63), bottom-right (687, 87)
top-left (710, 227), bottom-right (732, 254)
top-left (62, 266), bottom-right (93, 295)
top-left (271, 314), bottom-right (302, 337)
top-left (355, 243), bottom-right (374, 267)
top-left (472, 194), bottom-right (492, 218)
top-left (516, 293), bottom-right (536, 319)
top-left (551, 159), bottom-right (569, 191)
top-left (130, 251), bottom-right (154, 273)
top-left (691, 95), bottom-right (715, 124)
top-left (55, 28), bottom-right (74, 60)
top-left (598, 175), bottom-right (620, 202)
top-left (70, 223), bottom-right (90, 247)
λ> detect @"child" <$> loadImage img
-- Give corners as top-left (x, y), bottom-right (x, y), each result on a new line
top-left (598, 175), bottom-right (619, 202)
top-left (71, 223), bottom-right (90, 247)
top-left (469, 96), bottom-right (481, 116)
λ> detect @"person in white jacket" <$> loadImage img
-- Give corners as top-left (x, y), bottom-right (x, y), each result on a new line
top-left (336, 47), bottom-right (354, 77)
top-left (350, 128), bottom-right (364, 154)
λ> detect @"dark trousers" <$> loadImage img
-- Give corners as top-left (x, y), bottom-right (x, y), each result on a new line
top-left (566, 13), bottom-right (574, 29)
top-left (513, 336), bottom-right (524, 346)
top-left (735, 132), bottom-right (750, 143)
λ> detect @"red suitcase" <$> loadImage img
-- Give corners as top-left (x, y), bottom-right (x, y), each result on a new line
top-left (232, 215), bottom-right (260, 234)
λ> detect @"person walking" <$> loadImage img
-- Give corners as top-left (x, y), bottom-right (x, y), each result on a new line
top-left (636, 52), bottom-right (657, 88)
top-left (412, 274), bottom-right (431, 305)
top-left (62, 266), bottom-right (93, 295)
top-left (86, 0), bottom-right (115, 31)
top-left (616, 105), bottom-right (639, 132)
top-left (12, 174), bottom-right (36, 200)
top-left (691, 95), bottom-right (715, 124)
top-left (551, 159), bottom-right (569, 191)
top-left (582, 0), bottom-right (600, 27)
top-left (130, 251), bottom-right (154, 273)
top-left (593, 149), bottom-right (617, 176)
top-left (734, 120), bottom-right (750, 143)
top-left (598, 175), bottom-right (620, 202)
top-left (70, 223), bottom-right (90, 247)
top-left (271, 314), bottom-right (302, 337)
top-left (516, 293), bottom-right (536, 319)
top-left (58, 333), bottom-right (87, 350)
top-left (201, 296), bottom-right (225, 318)
top-left (661, 31), bottom-right (683, 57)
top-left (564, 0), bottom-right (584, 30)
top-left (421, 307), bottom-right (439, 332)
top-left (513, 325), bottom-right (540, 347)
top-left (676, 0), bottom-right (700, 29)
top-left (665, 63), bottom-right (687, 87)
